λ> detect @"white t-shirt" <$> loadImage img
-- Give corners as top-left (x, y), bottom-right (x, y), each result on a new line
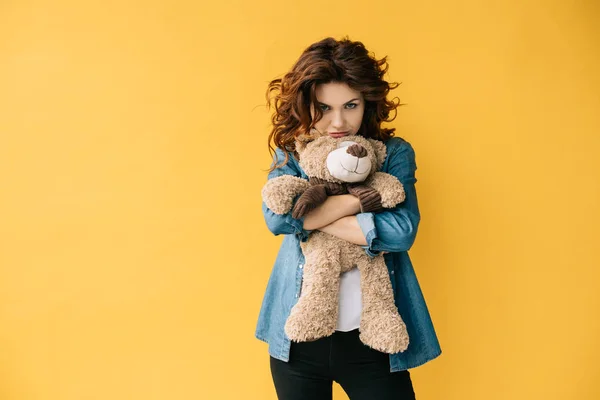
top-left (335, 267), bottom-right (362, 331)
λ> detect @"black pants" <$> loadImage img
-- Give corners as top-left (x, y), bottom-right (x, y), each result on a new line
top-left (270, 329), bottom-right (416, 400)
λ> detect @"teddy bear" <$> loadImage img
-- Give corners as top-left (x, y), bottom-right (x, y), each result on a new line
top-left (262, 134), bottom-right (410, 354)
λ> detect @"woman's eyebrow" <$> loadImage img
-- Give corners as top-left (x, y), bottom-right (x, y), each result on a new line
top-left (318, 98), bottom-right (361, 107)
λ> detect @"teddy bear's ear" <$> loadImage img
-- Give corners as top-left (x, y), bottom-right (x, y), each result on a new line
top-left (367, 139), bottom-right (387, 170)
top-left (295, 137), bottom-right (309, 155)
top-left (295, 128), bottom-right (319, 156)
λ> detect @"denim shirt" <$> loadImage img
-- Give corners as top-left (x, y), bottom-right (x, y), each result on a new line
top-left (255, 137), bottom-right (442, 372)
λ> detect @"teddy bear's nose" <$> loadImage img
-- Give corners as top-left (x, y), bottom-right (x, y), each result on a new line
top-left (346, 144), bottom-right (368, 158)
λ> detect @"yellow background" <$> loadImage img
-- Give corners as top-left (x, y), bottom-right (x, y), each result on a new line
top-left (1, 1), bottom-right (599, 399)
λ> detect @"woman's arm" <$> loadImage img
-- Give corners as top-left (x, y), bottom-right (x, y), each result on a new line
top-left (318, 215), bottom-right (367, 246)
top-left (354, 140), bottom-right (421, 255)
top-left (302, 194), bottom-right (360, 230)
top-left (262, 149), bottom-right (312, 239)
top-left (316, 139), bottom-right (421, 254)
top-left (262, 150), bottom-right (361, 241)
top-left (264, 140), bottom-right (420, 251)
top-left (262, 148), bottom-right (363, 237)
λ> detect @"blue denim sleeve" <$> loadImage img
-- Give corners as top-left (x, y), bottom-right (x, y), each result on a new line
top-left (356, 141), bottom-right (421, 255)
top-left (262, 148), bottom-right (312, 242)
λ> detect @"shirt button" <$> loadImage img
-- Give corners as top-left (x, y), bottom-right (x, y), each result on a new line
top-left (390, 270), bottom-right (395, 275)
top-left (299, 264), bottom-right (304, 269)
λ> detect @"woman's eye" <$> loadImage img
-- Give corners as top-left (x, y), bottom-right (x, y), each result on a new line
top-left (319, 104), bottom-right (329, 111)
top-left (345, 103), bottom-right (357, 109)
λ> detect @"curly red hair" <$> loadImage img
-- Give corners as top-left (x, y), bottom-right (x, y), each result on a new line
top-left (266, 36), bottom-right (402, 170)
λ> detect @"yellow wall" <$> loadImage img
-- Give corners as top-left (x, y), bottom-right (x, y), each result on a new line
top-left (1, 1), bottom-right (598, 399)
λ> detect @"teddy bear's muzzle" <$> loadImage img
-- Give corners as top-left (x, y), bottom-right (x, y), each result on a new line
top-left (326, 144), bottom-right (372, 183)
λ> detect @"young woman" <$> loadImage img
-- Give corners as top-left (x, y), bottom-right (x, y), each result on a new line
top-left (255, 37), bottom-right (442, 400)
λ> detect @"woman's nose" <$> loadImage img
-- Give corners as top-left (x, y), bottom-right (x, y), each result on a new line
top-left (331, 110), bottom-right (345, 129)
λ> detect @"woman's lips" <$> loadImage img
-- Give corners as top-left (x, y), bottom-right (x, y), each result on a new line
top-left (329, 131), bottom-right (348, 138)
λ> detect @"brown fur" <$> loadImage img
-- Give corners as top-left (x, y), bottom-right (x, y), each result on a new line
top-left (296, 135), bottom-right (383, 183)
top-left (365, 172), bottom-right (407, 208)
top-left (286, 232), bottom-right (409, 353)
top-left (262, 175), bottom-right (310, 215)
top-left (262, 136), bottom-right (409, 353)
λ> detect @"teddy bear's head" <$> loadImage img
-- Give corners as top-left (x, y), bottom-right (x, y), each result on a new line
top-left (296, 135), bottom-right (387, 183)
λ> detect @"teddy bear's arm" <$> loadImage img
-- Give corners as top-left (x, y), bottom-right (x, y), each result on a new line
top-left (347, 185), bottom-right (384, 213)
top-left (291, 184), bottom-right (328, 219)
top-left (262, 175), bottom-right (310, 215)
top-left (365, 172), bottom-right (406, 209)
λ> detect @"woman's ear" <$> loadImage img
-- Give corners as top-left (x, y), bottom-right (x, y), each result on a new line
top-left (367, 139), bottom-right (387, 170)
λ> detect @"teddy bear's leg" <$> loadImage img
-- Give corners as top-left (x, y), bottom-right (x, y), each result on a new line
top-left (284, 247), bottom-right (341, 342)
top-left (356, 257), bottom-right (410, 354)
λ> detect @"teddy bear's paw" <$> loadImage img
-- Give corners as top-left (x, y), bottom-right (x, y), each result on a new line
top-left (284, 303), bottom-right (337, 342)
top-left (359, 309), bottom-right (410, 354)
top-left (261, 175), bottom-right (310, 214)
top-left (291, 185), bottom-right (327, 219)
top-left (366, 172), bottom-right (406, 208)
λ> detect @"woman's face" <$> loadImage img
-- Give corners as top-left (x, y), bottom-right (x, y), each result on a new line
top-left (310, 82), bottom-right (365, 139)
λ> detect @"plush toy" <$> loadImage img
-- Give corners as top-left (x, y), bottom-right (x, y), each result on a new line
top-left (262, 134), bottom-right (410, 354)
